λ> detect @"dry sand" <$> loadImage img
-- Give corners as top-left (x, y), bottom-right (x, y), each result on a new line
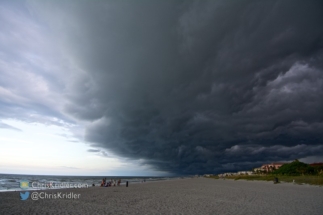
top-left (1, 178), bottom-right (323, 215)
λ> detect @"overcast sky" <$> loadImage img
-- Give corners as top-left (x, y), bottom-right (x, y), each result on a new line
top-left (1, 0), bottom-right (323, 176)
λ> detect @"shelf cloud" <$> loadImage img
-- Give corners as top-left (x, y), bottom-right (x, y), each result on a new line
top-left (1, 0), bottom-right (323, 174)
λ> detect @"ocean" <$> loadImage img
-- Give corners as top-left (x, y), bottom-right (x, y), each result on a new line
top-left (0, 174), bottom-right (174, 192)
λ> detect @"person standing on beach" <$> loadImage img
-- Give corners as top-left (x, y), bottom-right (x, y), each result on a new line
top-left (101, 178), bottom-right (105, 187)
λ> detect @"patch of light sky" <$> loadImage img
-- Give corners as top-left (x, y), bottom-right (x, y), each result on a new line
top-left (0, 119), bottom-right (163, 176)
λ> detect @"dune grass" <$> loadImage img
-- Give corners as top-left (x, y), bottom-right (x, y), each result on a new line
top-left (207, 175), bottom-right (219, 179)
top-left (206, 175), bottom-right (323, 186)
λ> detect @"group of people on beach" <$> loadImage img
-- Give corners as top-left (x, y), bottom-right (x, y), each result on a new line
top-left (100, 178), bottom-right (121, 187)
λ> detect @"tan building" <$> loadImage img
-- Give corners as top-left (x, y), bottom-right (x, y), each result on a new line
top-left (253, 167), bottom-right (262, 172)
top-left (261, 163), bottom-right (285, 172)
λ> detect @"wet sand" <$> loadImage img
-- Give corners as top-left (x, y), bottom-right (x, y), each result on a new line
top-left (1, 178), bottom-right (323, 215)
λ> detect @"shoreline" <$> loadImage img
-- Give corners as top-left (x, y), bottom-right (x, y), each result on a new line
top-left (0, 177), bottom-right (188, 193)
top-left (1, 177), bottom-right (323, 214)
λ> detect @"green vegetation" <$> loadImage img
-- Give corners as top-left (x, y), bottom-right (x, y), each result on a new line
top-left (272, 160), bottom-right (321, 176)
top-left (207, 175), bottom-right (219, 179)
top-left (226, 175), bottom-right (275, 181)
top-left (206, 160), bottom-right (323, 186)
top-left (220, 175), bottom-right (323, 186)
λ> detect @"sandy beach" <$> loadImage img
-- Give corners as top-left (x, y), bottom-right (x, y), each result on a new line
top-left (1, 178), bottom-right (323, 215)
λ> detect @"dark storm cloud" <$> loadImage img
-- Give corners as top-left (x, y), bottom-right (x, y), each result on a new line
top-left (31, 0), bottom-right (323, 174)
